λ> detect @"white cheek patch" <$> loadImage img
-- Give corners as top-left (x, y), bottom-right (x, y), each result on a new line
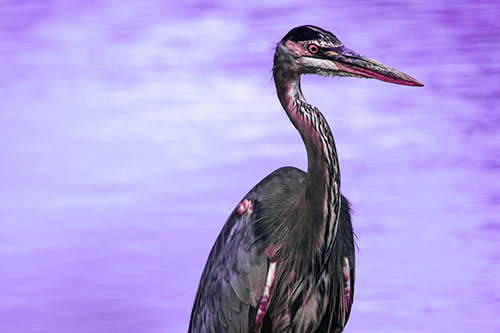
top-left (304, 57), bottom-right (339, 71)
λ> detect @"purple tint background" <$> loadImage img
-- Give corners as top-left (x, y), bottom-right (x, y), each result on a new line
top-left (1, 0), bottom-right (499, 332)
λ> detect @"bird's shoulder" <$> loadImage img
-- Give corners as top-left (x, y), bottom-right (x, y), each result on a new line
top-left (252, 166), bottom-right (306, 198)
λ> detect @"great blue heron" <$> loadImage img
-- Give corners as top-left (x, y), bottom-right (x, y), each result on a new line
top-left (189, 25), bottom-right (422, 332)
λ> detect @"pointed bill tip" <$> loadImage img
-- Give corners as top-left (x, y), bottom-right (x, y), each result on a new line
top-left (401, 75), bottom-right (424, 87)
top-left (397, 76), bottom-right (424, 87)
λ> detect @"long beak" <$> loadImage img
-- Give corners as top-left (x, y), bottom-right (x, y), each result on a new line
top-left (326, 47), bottom-right (423, 87)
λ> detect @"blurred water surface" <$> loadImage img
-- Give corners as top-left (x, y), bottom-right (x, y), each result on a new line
top-left (1, 1), bottom-right (499, 332)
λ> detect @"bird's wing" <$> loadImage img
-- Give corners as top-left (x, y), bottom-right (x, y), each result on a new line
top-left (338, 195), bottom-right (355, 323)
top-left (189, 191), bottom-right (269, 333)
top-left (318, 194), bottom-right (356, 332)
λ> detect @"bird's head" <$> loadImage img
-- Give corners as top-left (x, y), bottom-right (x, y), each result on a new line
top-left (275, 25), bottom-right (423, 87)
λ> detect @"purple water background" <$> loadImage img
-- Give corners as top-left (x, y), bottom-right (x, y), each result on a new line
top-left (1, 1), bottom-right (499, 332)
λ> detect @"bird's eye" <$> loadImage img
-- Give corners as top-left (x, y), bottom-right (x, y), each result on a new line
top-left (308, 44), bottom-right (319, 54)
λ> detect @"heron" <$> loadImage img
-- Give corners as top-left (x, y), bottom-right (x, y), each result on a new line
top-left (189, 25), bottom-right (422, 332)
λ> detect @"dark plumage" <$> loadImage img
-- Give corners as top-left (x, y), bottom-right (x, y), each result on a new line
top-left (189, 25), bottom-right (422, 332)
top-left (283, 25), bottom-right (341, 45)
top-left (190, 168), bottom-right (354, 332)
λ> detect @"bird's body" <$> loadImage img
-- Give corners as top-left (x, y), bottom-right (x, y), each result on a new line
top-left (190, 167), bottom-right (354, 332)
top-left (189, 25), bottom-right (422, 332)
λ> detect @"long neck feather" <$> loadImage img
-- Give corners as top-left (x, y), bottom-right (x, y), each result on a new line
top-left (273, 65), bottom-right (341, 250)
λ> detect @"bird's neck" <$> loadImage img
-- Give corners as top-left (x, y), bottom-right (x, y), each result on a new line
top-left (273, 68), bottom-right (341, 247)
